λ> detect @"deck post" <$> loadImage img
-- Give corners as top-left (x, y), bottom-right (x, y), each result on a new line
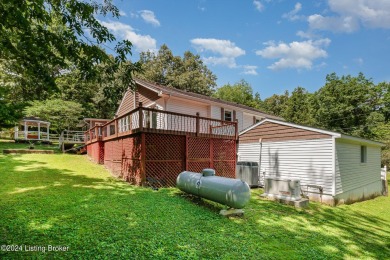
top-left (24, 121), bottom-right (27, 140)
top-left (140, 132), bottom-right (146, 186)
top-left (139, 102), bottom-right (143, 132)
top-left (129, 115), bottom-right (132, 133)
top-left (38, 122), bottom-right (41, 140)
top-left (146, 111), bottom-right (151, 129)
top-left (210, 138), bottom-right (214, 169)
top-left (14, 126), bottom-right (18, 140)
top-left (196, 112), bottom-right (200, 137)
top-left (234, 119), bottom-right (238, 140)
top-left (185, 135), bottom-right (188, 171)
top-left (47, 124), bottom-right (49, 141)
top-left (115, 120), bottom-right (118, 138)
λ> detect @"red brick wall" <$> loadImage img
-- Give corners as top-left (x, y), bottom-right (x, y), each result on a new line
top-left (87, 141), bottom-right (104, 164)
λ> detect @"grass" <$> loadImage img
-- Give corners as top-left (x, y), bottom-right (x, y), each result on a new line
top-left (0, 140), bottom-right (389, 259)
top-left (0, 139), bottom-right (59, 152)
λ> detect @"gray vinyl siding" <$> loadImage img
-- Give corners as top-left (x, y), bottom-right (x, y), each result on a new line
top-left (238, 138), bottom-right (334, 195)
top-left (335, 139), bottom-right (382, 195)
top-left (243, 113), bottom-right (253, 131)
top-left (236, 111), bottom-right (243, 132)
top-left (211, 105), bottom-right (244, 131)
top-left (166, 98), bottom-right (208, 117)
top-left (210, 105), bottom-right (220, 120)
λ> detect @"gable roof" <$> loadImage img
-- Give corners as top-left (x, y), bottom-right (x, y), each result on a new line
top-left (240, 118), bottom-right (384, 146)
top-left (134, 78), bottom-right (282, 120)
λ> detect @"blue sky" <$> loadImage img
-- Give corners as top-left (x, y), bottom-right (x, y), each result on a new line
top-left (100, 0), bottom-right (390, 98)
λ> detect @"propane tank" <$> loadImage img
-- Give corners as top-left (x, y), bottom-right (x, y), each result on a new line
top-left (176, 169), bottom-right (251, 209)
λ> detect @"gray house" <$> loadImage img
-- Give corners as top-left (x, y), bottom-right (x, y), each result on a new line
top-left (238, 119), bottom-right (384, 206)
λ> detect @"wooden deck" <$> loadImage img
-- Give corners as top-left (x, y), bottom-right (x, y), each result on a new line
top-left (85, 103), bottom-right (238, 144)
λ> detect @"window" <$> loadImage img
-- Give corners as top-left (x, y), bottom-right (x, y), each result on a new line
top-left (224, 110), bottom-right (232, 121)
top-left (361, 145), bottom-right (367, 163)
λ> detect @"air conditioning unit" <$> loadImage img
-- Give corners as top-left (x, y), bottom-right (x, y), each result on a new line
top-left (236, 161), bottom-right (259, 187)
top-left (263, 178), bottom-right (301, 201)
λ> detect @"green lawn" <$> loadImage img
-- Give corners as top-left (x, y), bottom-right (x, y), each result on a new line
top-left (0, 139), bottom-right (59, 152)
top-left (0, 141), bottom-right (389, 259)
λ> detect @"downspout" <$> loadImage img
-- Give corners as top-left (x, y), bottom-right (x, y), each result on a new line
top-left (332, 136), bottom-right (336, 197)
top-left (259, 138), bottom-right (263, 186)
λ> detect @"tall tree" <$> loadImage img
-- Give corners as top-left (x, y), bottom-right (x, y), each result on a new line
top-left (313, 73), bottom-right (376, 134)
top-left (0, 0), bottom-right (140, 128)
top-left (54, 57), bottom-right (137, 119)
top-left (23, 99), bottom-right (83, 133)
top-left (0, 0), bottom-right (135, 90)
top-left (213, 79), bottom-right (262, 108)
top-left (261, 91), bottom-right (289, 117)
top-left (376, 81), bottom-right (390, 122)
top-left (282, 87), bottom-right (314, 125)
top-left (138, 44), bottom-right (217, 95)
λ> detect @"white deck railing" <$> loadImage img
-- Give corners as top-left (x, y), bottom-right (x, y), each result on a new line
top-left (59, 130), bottom-right (85, 144)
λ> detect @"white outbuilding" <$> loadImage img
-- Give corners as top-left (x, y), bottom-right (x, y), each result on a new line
top-left (238, 118), bottom-right (384, 205)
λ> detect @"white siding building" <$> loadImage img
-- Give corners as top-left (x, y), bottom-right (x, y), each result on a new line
top-left (238, 119), bottom-right (384, 206)
top-left (115, 78), bottom-right (281, 133)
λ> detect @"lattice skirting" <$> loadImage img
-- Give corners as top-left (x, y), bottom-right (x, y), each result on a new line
top-left (89, 133), bottom-right (236, 187)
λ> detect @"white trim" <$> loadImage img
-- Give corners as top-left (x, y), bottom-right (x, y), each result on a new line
top-left (135, 80), bottom-right (280, 120)
top-left (239, 118), bottom-right (384, 147)
top-left (239, 118), bottom-right (341, 137)
top-left (332, 136), bottom-right (336, 196)
top-left (145, 102), bottom-right (157, 108)
top-left (340, 134), bottom-right (384, 147)
top-left (20, 120), bottom-right (50, 125)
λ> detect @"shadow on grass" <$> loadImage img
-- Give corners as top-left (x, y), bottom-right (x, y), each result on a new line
top-left (0, 153), bottom-right (389, 259)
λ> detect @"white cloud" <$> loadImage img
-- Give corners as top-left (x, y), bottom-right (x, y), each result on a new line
top-left (282, 2), bottom-right (304, 21)
top-left (139, 10), bottom-right (160, 27)
top-left (130, 12), bottom-right (139, 18)
top-left (256, 38), bottom-right (330, 70)
top-left (191, 38), bottom-right (245, 68)
top-left (119, 10), bottom-right (127, 17)
top-left (242, 65), bottom-right (258, 75)
top-left (296, 30), bottom-right (318, 39)
top-left (253, 0), bottom-right (264, 12)
top-left (354, 57), bottom-right (364, 65)
top-left (202, 57), bottom-right (237, 68)
top-left (308, 14), bottom-right (359, 33)
top-left (100, 21), bottom-right (157, 52)
top-left (308, 0), bottom-right (390, 32)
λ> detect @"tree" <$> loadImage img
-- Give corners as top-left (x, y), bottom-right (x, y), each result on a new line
top-left (261, 91), bottom-right (289, 117)
top-left (0, 0), bottom-right (140, 128)
top-left (23, 99), bottom-right (83, 133)
top-left (282, 87), bottom-right (314, 125)
top-left (376, 81), bottom-right (390, 122)
top-left (0, 0), bottom-right (135, 90)
top-left (213, 79), bottom-right (262, 108)
top-left (137, 45), bottom-right (217, 95)
top-left (313, 73), bottom-right (376, 134)
top-left (53, 57), bottom-right (138, 119)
